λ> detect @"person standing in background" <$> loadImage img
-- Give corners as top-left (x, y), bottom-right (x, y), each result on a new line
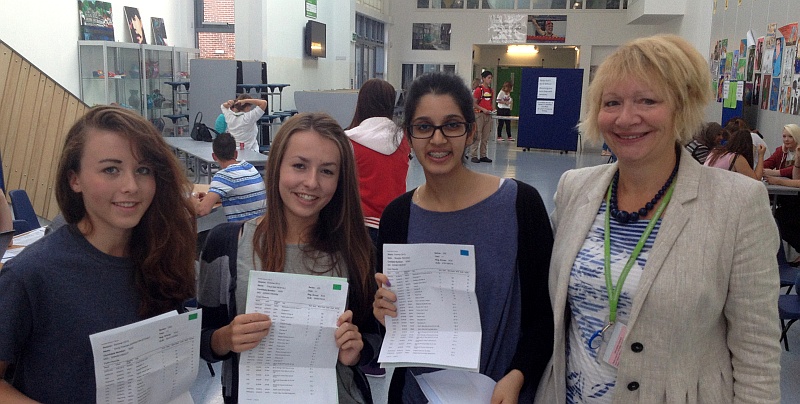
top-left (471, 70), bottom-right (494, 163)
top-left (221, 94), bottom-right (267, 152)
top-left (345, 78), bottom-right (410, 378)
top-left (496, 81), bottom-right (514, 142)
top-left (345, 78), bottom-right (410, 247)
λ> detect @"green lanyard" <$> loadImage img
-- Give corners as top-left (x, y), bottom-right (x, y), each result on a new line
top-left (603, 179), bottom-right (676, 325)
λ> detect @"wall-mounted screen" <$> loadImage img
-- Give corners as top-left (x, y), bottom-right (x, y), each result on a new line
top-left (305, 20), bottom-right (326, 58)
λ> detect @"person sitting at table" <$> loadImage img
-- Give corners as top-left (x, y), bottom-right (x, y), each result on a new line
top-left (766, 144), bottom-right (800, 266)
top-left (194, 132), bottom-right (266, 222)
top-left (704, 128), bottom-right (766, 180)
top-left (221, 94), bottom-right (267, 152)
top-left (684, 122), bottom-right (724, 164)
top-left (763, 123), bottom-right (800, 178)
top-left (0, 105), bottom-right (197, 402)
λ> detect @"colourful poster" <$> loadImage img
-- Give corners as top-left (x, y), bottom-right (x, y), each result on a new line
top-left (724, 81), bottom-right (737, 108)
top-left (526, 15), bottom-right (567, 43)
top-left (78, 0), bottom-right (114, 41)
top-left (761, 74), bottom-right (772, 110)
top-left (778, 22), bottom-right (799, 46)
top-left (151, 17), bottom-right (167, 46)
top-left (770, 77), bottom-right (781, 111)
top-left (124, 6), bottom-right (147, 44)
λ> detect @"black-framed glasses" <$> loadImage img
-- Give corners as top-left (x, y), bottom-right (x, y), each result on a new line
top-left (407, 122), bottom-right (472, 139)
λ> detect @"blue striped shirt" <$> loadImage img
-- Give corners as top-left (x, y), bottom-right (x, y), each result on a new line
top-left (209, 161), bottom-right (266, 222)
top-left (565, 202), bottom-right (661, 404)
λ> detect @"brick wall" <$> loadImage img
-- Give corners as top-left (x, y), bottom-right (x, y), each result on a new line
top-left (199, 0), bottom-right (235, 59)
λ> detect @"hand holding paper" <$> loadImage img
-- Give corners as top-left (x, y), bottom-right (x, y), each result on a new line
top-left (212, 312), bottom-right (271, 356)
top-left (373, 272), bottom-right (397, 326)
top-left (335, 310), bottom-right (363, 366)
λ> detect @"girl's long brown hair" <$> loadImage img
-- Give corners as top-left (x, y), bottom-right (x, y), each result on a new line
top-left (56, 106), bottom-right (196, 318)
top-left (253, 113), bottom-right (375, 324)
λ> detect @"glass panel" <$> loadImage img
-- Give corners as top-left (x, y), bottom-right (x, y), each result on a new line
top-left (542, 0), bottom-right (567, 8)
top-left (418, 0), bottom-right (430, 7)
top-left (401, 64), bottom-right (414, 92)
top-left (143, 48), bottom-right (174, 122)
top-left (484, 0), bottom-right (515, 9)
top-left (443, 65), bottom-right (456, 74)
top-left (586, 0), bottom-right (620, 9)
top-left (518, 0), bottom-right (532, 8)
top-left (114, 47), bottom-right (143, 111)
top-left (439, 0), bottom-right (464, 7)
top-left (375, 46), bottom-right (385, 75)
top-left (623, 0), bottom-right (627, 9)
top-left (467, 0), bottom-right (479, 8)
top-left (571, 1), bottom-right (583, 9)
top-left (79, 44), bottom-right (107, 107)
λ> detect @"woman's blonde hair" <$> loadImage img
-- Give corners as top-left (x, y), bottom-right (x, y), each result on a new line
top-left (783, 123), bottom-right (800, 148)
top-left (580, 34), bottom-right (712, 145)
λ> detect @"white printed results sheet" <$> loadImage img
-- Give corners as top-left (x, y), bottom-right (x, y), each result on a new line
top-left (90, 310), bottom-right (202, 404)
top-left (239, 271), bottom-right (349, 403)
top-left (378, 243), bottom-right (481, 371)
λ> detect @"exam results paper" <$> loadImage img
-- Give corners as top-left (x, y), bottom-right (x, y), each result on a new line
top-left (90, 310), bottom-right (202, 404)
top-left (378, 243), bottom-right (481, 371)
top-left (238, 271), bottom-right (349, 403)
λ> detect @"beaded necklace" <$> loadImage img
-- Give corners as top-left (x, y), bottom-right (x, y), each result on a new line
top-left (608, 148), bottom-right (680, 224)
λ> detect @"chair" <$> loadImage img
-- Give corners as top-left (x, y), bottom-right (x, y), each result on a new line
top-left (778, 273), bottom-right (800, 351)
top-left (12, 219), bottom-right (30, 234)
top-left (778, 243), bottom-right (799, 294)
top-left (8, 189), bottom-right (40, 231)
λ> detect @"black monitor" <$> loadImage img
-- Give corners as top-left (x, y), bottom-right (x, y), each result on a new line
top-left (305, 20), bottom-right (326, 58)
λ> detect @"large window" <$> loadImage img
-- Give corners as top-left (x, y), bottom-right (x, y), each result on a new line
top-left (194, 0), bottom-right (236, 59)
top-left (355, 14), bottom-right (386, 88)
top-left (401, 63), bottom-right (456, 92)
top-left (417, 0), bottom-right (625, 8)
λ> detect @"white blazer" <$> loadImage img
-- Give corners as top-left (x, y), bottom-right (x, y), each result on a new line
top-left (535, 150), bottom-right (781, 404)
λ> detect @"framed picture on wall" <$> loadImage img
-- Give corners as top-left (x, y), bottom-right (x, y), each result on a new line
top-left (124, 6), bottom-right (147, 44)
top-left (412, 23), bottom-right (451, 50)
top-left (151, 17), bottom-right (167, 46)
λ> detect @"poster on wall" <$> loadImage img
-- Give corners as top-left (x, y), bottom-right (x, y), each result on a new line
top-left (754, 37), bottom-right (764, 74)
top-left (412, 23), bottom-right (451, 50)
top-left (746, 45), bottom-right (756, 81)
top-left (753, 72), bottom-right (762, 106)
top-left (124, 6), bottom-right (146, 44)
top-left (151, 17), bottom-right (167, 46)
top-left (761, 74), bottom-right (772, 109)
top-left (770, 76), bottom-right (781, 111)
top-left (488, 14), bottom-right (526, 43)
top-left (791, 74), bottom-right (800, 115)
top-left (78, 0), bottom-right (114, 41)
top-left (526, 15), bottom-right (566, 43)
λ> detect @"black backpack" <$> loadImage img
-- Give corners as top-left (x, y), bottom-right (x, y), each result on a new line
top-left (190, 112), bottom-right (216, 142)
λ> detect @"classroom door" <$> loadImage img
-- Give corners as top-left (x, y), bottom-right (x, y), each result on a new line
top-left (496, 66), bottom-right (522, 116)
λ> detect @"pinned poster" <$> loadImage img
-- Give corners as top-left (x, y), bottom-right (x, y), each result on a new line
top-left (537, 77), bottom-right (557, 99)
top-left (536, 100), bottom-right (555, 115)
top-left (724, 81), bottom-right (738, 108)
top-left (736, 81), bottom-right (744, 101)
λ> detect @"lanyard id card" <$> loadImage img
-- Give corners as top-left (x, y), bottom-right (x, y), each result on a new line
top-left (596, 321), bottom-right (628, 369)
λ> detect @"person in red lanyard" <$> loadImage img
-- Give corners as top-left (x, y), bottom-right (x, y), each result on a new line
top-left (471, 70), bottom-right (494, 163)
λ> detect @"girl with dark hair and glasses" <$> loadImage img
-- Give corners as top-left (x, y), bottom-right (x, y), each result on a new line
top-left (372, 72), bottom-right (554, 403)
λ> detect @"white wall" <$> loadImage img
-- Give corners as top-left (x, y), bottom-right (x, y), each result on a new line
top-left (709, 0), bottom-right (800, 149)
top-left (235, 0), bottom-right (359, 111)
top-left (386, 6), bottom-right (667, 93)
top-left (0, 0), bottom-right (194, 96)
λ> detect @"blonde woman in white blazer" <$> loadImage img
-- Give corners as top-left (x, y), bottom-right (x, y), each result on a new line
top-left (535, 35), bottom-right (781, 404)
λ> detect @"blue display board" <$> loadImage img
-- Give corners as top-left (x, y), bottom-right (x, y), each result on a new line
top-left (517, 68), bottom-right (583, 152)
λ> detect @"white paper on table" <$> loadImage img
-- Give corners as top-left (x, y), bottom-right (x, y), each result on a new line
top-left (90, 310), bottom-right (201, 404)
top-left (2, 228), bottom-right (46, 264)
top-left (378, 243), bottom-right (481, 371)
top-left (415, 369), bottom-right (497, 404)
top-left (239, 271), bottom-right (349, 403)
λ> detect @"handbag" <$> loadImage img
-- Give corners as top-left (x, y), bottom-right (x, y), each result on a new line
top-left (190, 112), bottom-right (216, 142)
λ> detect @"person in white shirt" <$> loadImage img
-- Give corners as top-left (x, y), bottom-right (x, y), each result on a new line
top-left (220, 94), bottom-right (267, 152)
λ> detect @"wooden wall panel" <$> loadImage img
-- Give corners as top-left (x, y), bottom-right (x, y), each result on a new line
top-left (0, 40), bottom-right (87, 221)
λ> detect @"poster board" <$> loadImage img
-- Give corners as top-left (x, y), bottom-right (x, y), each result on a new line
top-left (517, 68), bottom-right (583, 152)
